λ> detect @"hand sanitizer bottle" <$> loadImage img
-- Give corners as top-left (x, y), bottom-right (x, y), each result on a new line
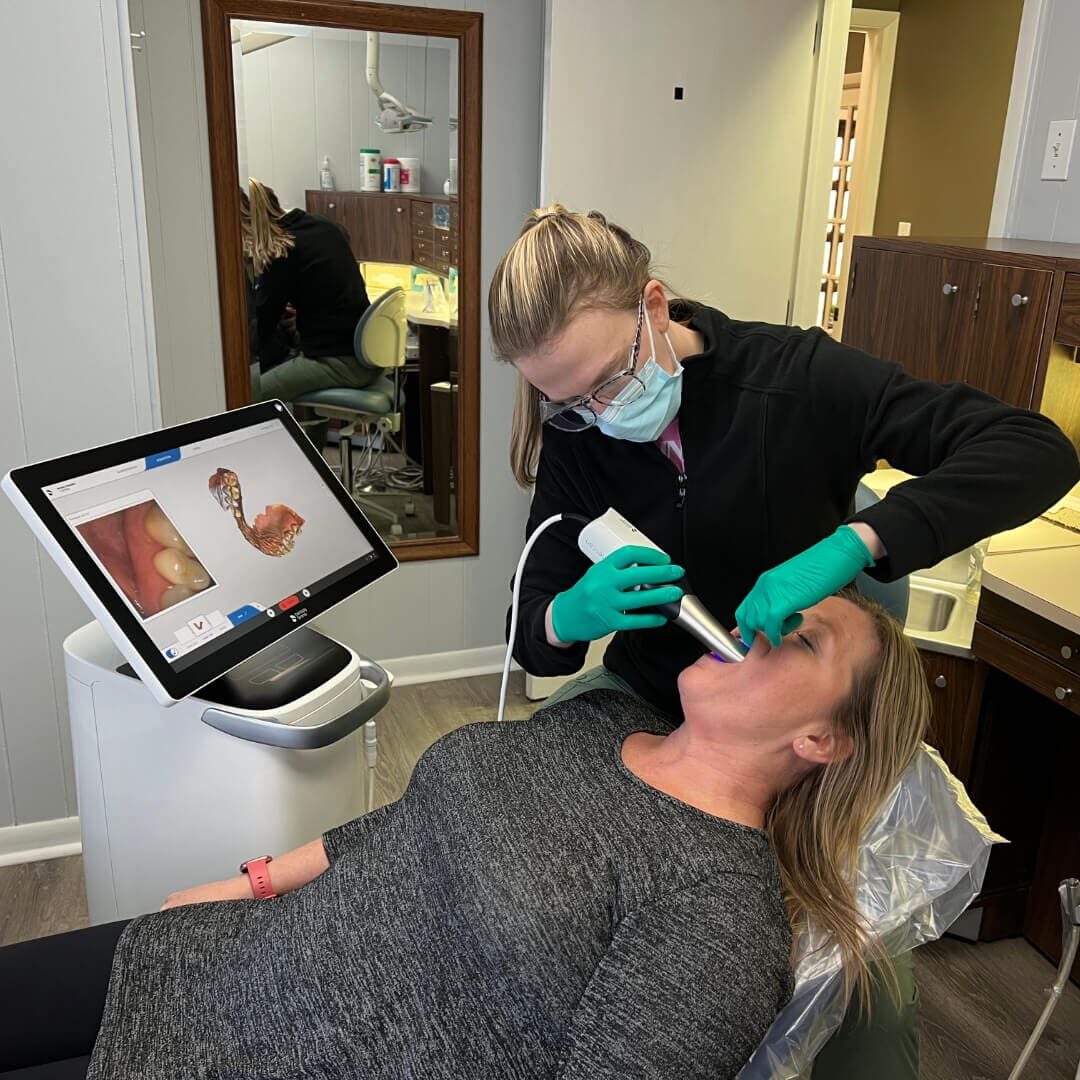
top-left (320, 156), bottom-right (335, 191)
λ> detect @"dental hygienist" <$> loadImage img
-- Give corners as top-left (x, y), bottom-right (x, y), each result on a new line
top-left (488, 205), bottom-right (1080, 1080)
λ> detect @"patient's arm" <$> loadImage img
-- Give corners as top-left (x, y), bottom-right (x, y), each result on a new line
top-left (556, 877), bottom-right (789, 1079)
top-left (160, 838), bottom-right (330, 909)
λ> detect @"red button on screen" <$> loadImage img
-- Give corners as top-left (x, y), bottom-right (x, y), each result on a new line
top-left (279, 595), bottom-right (299, 611)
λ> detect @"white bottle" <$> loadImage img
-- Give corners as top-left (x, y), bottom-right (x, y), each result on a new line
top-left (319, 156), bottom-right (335, 191)
top-left (360, 148), bottom-right (382, 192)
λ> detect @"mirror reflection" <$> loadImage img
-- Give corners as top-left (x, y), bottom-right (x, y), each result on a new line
top-left (232, 21), bottom-right (461, 544)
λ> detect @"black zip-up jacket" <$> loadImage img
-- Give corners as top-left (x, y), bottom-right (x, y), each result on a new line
top-left (509, 303), bottom-right (1080, 719)
top-left (255, 210), bottom-right (370, 366)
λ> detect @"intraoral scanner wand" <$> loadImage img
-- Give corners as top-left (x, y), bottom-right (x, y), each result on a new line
top-left (577, 508), bottom-right (747, 663)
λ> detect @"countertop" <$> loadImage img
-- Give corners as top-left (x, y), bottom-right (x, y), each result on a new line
top-left (982, 528), bottom-right (1080, 636)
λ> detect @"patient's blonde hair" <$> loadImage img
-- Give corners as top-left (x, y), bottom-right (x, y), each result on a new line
top-left (488, 205), bottom-right (656, 487)
top-left (240, 178), bottom-right (294, 275)
top-left (768, 590), bottom-right (930, 1014)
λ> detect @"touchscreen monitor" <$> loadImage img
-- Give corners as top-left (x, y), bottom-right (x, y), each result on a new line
top-left (3, 401), bottom-right (397, 705)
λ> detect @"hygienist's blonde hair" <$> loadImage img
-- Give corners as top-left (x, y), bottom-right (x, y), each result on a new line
top-left (768, 590), bottom-right (931, 1014)
top-left (488, 205), bottom-right (655, 487)
top-left (240, 178), bottom-right (295, 276)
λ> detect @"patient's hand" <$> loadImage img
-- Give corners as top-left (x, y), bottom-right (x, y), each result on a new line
top-left (160, 875), bottom-right (251, 910)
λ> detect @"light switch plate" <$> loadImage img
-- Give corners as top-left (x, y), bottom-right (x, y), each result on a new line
top-left (897, 220), bottom-right (911, 236)
top-left (1041, 118), bottom-right (1076, 180)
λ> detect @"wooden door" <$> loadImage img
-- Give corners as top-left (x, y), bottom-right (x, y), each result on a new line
top-left (964, 264), bottom-right (1053, 406)
top-left (844, 246), bottom-right (977, 384)
top-left (345, 195), bottom-right (411, 264)
top-left (920, 650), bottom-right (985, 785)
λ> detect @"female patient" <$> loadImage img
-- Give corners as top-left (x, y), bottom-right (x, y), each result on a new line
top-left (1, 592), bottom-right (928, 1080)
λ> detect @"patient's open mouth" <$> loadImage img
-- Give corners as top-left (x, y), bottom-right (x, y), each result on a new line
top-left (78, 501), bottom-right (212, 618)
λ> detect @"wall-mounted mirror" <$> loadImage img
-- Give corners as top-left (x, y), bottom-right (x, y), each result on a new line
top-left (201, 0), bottom-right (481, 560)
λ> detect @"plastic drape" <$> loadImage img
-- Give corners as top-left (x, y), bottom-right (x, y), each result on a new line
top-left (738, 743), bottom-right (1005, 1079)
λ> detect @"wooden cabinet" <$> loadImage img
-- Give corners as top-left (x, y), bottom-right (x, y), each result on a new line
top-left (305, 191), bottom-right (459, 274)
top-left (963, 264), bottom-right (1053, 405)
top-left (846, 248), bottom-right (977, 384)
top-left (344, 195), bottom-right (412, 264)
top-left (919, 650), bottom-right (984, 785)
top-left (843, 237), bottom-right (1079, 409)
top-left (304, 190), bottom-right (347, 230)
top-left (949, 585), bottom-right (1080, 982)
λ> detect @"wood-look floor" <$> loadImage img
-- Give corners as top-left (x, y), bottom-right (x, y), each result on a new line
top-left (2, 672), bottom-right (1078, 1078)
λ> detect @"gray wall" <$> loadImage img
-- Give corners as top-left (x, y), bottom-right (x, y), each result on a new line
top-left (1006, 0), bottom-right (1080, 241)
top-left (0, 0), bottom-right (157, 830)
top-left (1, 0), bottom-right (541, 835)
top-left (238, 31), bottom-right (455, 208)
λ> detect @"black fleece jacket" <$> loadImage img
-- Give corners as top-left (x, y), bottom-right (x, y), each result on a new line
top-left (255, 210), bottom-right (369, 365)
top-left (509, 303), bottom-right (1080, 719)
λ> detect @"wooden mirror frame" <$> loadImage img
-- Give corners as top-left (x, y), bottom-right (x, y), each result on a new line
top-left (200, 0), bottom-right (481, 561)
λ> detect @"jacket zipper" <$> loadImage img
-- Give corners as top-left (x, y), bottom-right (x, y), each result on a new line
top-left (676, 471), bottom-right (687, 510)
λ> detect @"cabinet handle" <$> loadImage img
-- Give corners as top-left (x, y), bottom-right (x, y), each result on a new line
top-left (934, 675), bottom-right (947, 689)
top-left (328, 202), bottom-right (336, 210)
top-left (1011, 293), bottom-right (1029, 307)
top-left (1056, 686), bottom-right (1073, 701)
top-left (942, 283), bottom-right (959, 296)
top-left (1064, 645), bottom-right (1074, 660)
top-left (396, 207), bottom-right (404, 214)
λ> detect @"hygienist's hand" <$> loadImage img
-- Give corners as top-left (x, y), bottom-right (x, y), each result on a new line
top-left (549, 546), bottom-right (685, 644)
top-left (735, 525), bottom-right (875, 647)
top-left (160, 876), bottom-right (251, 910)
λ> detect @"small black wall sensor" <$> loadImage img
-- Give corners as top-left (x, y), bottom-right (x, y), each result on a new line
top-left (673, 86), bottom-right (684, 100)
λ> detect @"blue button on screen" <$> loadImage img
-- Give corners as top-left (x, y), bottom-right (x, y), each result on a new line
top-left (145, 448), bottom-right (181, 469)
top-left (228, 605), bottom-right (260, 626)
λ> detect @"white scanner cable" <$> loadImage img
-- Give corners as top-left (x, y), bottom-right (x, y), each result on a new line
top-left (497, 514), bottom-right (569, 725)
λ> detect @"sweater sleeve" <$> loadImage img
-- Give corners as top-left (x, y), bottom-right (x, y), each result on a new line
top-left (556, 878), bottom-right (791, 1080)
top-left (507, 441), bottom-right (598, 677)
top-left (320, 803), bottom-right (392, 865)
top-left (803, 331), bottom-right (1079, 582)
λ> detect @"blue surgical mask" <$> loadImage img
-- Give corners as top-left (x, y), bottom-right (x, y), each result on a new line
top-left (595, 307), bottom-right (682, 442)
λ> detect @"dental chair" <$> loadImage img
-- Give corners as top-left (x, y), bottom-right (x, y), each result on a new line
top-left (294, 287), bottom-right (408, 531)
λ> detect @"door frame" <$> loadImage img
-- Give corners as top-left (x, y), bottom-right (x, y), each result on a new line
top-left (790, 4), bottom-right (899, 331)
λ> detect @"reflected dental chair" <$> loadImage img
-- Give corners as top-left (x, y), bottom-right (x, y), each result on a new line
top-left (294, 287), bottom-right (408, 532)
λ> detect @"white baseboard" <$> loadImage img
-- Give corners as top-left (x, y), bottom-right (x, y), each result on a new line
top-left (0, 816), bottom-right (82, 868)
top-left (376, 644), bottom-right (517, 687)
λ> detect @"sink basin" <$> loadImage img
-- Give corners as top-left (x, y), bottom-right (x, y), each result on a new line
top-left (905, 585), bottom-right (958, 633)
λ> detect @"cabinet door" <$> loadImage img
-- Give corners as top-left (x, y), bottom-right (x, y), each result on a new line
top-left (964, 264), bottom-right (1052, 406)
top-left (920, 650), bottom-right (984, 784)
top-left (305, 191), bottom-right (347, 231)
top-left (844, 246), bottom-right (976, 384)
top-left (345, 196), bottom-right (411, 264)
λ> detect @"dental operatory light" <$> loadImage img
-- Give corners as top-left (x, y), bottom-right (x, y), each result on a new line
top-left (497, 508), bottom-right (746, 724)
top-left (366, 32), bottom-right (433, 135)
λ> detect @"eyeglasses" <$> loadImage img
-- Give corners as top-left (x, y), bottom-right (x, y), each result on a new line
top-left (539, 300), bottom-right (647, 432)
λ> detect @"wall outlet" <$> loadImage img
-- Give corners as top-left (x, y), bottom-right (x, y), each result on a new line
top-left (897, 221), bottom-right (911, 236)
top-left (1041, 118), bottom-right (1076, 181)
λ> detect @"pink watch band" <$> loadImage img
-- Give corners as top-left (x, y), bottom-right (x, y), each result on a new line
top-left (239, 855), bottom-right (277, 900)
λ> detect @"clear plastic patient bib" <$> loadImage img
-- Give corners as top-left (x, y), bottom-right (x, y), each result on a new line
top-left (738, 743), bottom-right (1004, 1079)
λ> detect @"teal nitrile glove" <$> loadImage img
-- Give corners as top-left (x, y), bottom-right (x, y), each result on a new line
top-left (550, 545), bottom-right (686, 644)
top-left (735, 525), bottom-right (875, 648)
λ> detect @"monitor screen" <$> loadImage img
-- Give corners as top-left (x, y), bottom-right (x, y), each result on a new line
top-left (4, 401), bottom-right (397, 703)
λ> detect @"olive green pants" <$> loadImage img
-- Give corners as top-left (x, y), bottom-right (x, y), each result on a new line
top-left (540, 666), bottom-right (919, 1080)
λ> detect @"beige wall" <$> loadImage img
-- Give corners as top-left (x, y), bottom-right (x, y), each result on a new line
top-left (873, 0), bottom-right (1023, 238)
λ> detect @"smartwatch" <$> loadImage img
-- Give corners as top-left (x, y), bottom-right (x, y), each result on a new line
top-left (239, 855), bottom-right (277, 900)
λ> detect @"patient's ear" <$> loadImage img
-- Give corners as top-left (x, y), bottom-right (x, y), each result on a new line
top-left (793, 729), bottom-right (853, 766)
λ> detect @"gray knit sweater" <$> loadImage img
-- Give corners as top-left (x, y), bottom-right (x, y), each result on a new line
top-left (87, 690), bottom-right (793, 1079)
